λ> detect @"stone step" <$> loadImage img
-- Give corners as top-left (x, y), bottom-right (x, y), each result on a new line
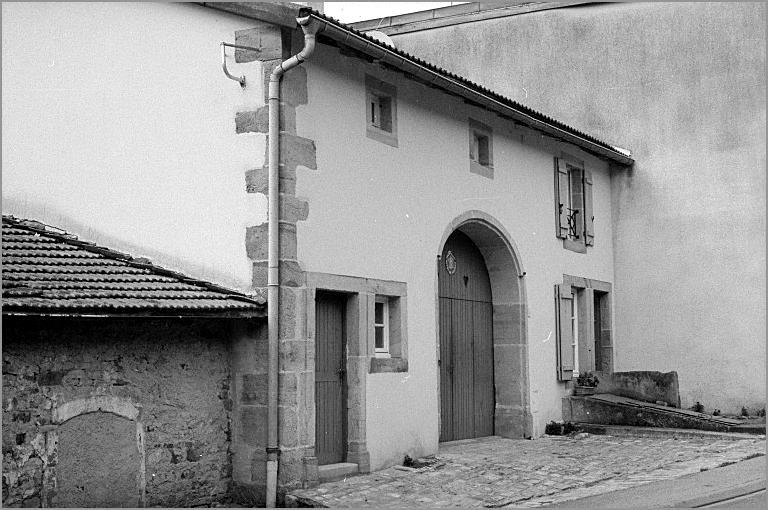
top-left (318, 462), bottom-right (359, 483)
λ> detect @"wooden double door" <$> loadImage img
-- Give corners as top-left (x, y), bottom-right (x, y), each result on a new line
top-left (439, 230), bottom-right (495, 442)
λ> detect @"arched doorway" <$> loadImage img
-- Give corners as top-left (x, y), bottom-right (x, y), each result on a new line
top-left (56, 411), bottom-right (141, 507)
top-left (437, 212), bottom-right (532, 441)
top-left (439, 230), bottom-right (494, 441)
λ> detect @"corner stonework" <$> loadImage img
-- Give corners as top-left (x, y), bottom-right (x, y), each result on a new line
top-left (231, 20), bottom-right (318, 504)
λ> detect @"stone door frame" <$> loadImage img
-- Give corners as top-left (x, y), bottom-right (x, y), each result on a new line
top-left (303, 272), bottom-right (408, 484)
top-left (436, 211), bottom-right (533, 439)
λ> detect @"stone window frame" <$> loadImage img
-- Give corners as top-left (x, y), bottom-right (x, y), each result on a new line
top-left (468, 118), bottom-right (494, 179)
top-left (305, 272), bottom-right (408, 475)
top-left (558, 274), bottom-right (613, 379)
top-left (365, 75), bottom-right (398, 148)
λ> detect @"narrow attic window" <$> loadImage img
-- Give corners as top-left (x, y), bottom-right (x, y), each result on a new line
top-left (370, 95), bottom-right (392, 132)
top-left (374, 296), bottom-right (390, 356)
top-left (469, 118), bottom-right (493, 179)
top-left (472, 132), bottom-right (490, 166)
top-left (365, 75), bottom-right (398, 147)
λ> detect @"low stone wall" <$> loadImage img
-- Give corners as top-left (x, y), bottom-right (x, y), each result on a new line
top-left (2, 316), bottom-right (244, 508)
top-left (593, 371), bottom-right (680, 407)
top-left (562, 397), bottom-right (732, 432)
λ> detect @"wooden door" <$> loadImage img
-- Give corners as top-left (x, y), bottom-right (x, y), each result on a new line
top-left (315, 292), bottom-right (347, 465)
top-left (439, 230), bottom-right (494, 441)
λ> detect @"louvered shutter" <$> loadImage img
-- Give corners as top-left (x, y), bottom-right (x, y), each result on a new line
top-left (555, 158), bottom-right (570, 239)
top-left (584, 169), bottom-right (594, 246)
top-left (555, 284), bottom-right (575, 381)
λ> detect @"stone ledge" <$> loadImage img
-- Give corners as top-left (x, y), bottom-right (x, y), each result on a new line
top-left (369, 357), bottom-right (408, 374)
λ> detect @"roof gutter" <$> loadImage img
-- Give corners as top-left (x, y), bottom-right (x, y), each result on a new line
top-left (303, 11), bottom-right (633, 166)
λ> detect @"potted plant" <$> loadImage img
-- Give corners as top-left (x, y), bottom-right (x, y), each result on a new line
top-left (573, 372), bottom-right (599, 396)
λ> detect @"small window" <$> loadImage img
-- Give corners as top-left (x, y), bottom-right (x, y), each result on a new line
top-left (374, 297), bottom-right (390, 355)
top-left (370, 95), bottom-right (392, 132)
top-left (555, 156), bottom-right (594, 252)
top-left (365, 75), bottom-right (398, 147)
top-left (468, 118), bottom-right (493, 178)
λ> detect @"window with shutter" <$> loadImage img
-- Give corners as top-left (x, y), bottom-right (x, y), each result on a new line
top-left (584, 170), bottom-right (594, 246)
top-left (555, 283), bottom-right (575, 381)
top-left (556, 275), bottom-right (614, 383)
top-left (554, 156), bottom-right (594, 253)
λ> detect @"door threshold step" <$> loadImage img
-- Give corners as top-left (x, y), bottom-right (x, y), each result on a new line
top-left (318, 462), bottom-right (359, 483)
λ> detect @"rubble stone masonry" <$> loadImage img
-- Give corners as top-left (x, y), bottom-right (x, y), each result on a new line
top-left (2, 316), bottom-right (243, 507)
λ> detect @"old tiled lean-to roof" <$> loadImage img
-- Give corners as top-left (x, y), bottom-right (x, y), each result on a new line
top-left (204, 2), bottom-right (634, 166)
top-left (1, 216), bottom-right (265, 317)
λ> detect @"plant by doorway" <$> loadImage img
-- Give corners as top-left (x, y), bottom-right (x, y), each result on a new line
top-left (573, 372), bottom-right (599, 396)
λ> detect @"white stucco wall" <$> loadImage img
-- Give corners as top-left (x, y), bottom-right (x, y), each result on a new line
top-left (296, 43), bottom-right (616, 470)
top-left (2, 2), bottom-right (267, 292)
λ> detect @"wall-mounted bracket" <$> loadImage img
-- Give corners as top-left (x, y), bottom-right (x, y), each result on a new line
top-left (221, 42), bottom-right (260, 87)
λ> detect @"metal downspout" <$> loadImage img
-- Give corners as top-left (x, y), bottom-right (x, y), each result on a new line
top-left (266, 14), bottom-right (319, 509)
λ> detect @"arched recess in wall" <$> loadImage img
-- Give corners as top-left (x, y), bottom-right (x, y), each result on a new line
top-left (52, 396), bottom-right (146, 508)
top-left (436, 210), bottom-right (532, 439)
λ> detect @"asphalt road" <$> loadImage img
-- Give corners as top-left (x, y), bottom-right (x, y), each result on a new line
top-left (543, 455), bottom-right (766, 509)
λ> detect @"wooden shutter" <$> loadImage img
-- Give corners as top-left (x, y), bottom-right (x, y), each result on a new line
top-left (555, 284), bottom-right (574, 381)
top-left (584, 169), bottom-right (594, 246)
top-left (555, 158), bottom-right (570, 238)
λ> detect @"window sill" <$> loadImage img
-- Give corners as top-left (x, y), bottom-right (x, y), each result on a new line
top-left (563, 237), bottom-right (587, 254)
top-left (469, 160), bottom-right (494, 179)
top-left (366, 125), bottom-right (398, 147)
top-left (369, 357), bottom-right (408, 374)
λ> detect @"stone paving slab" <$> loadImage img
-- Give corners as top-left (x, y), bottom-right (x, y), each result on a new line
top-left (286, 434), bottom-right (766, 508)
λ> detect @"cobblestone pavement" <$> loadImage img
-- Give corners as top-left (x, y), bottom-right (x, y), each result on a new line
top-left (288, 434), bottom-right (766, 508)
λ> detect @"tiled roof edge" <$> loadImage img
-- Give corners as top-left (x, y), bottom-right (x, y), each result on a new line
top-left (298, 6), bottom-right (632, 165)
top-left (200, 2), bottom-right (632, 165)
top-left (352, 2), bottom-right (597, 34)
top-left (2, 215), bottom-right (265, 307)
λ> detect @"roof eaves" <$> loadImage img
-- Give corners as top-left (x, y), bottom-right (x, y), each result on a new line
top-left (197, 2), bottom-right (632, 165)
top-left (300, 8), bottom-right (633, 166)
top-left (2, 216), bottom-right (266, 311)
top-left (198, 1), bottom-right (302, 28)
top-left (352, 2), bottom-right (597, 35)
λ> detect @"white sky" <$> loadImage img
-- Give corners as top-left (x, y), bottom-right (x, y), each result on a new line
top-left (323, 2), bottom-right (462, 23)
